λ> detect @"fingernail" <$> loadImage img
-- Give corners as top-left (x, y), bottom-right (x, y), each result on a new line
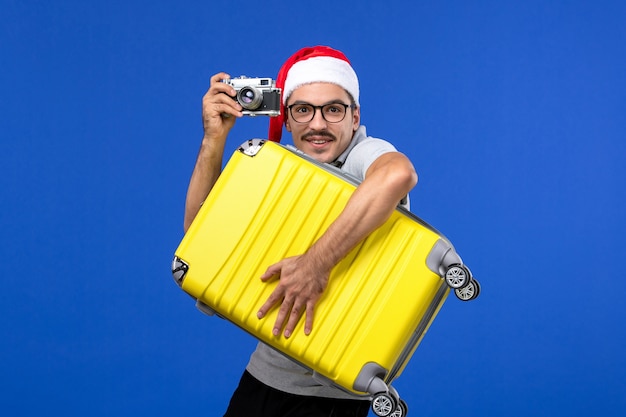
top-left (284, 330), bottom-right (291, 338)
top-left (273, 328), bottom-right (279, 336)
top-left (257, 311), bottom-right (263, 319)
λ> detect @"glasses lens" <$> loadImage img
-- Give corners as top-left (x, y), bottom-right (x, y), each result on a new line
top-left (322, 104), bottom-right (346, 122)
top-left (291, 104), bottom-right (314, 122)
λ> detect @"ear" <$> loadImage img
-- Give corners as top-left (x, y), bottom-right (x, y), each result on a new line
top-left (352, 106), bottom-right (360, 131)
top-left (285, 116), bottom-right (292, 132)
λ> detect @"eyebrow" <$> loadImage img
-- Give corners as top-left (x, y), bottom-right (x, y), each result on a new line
top-left (288, 99), bottom-right (349, 106)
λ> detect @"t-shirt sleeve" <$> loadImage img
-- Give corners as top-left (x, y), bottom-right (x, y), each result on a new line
top-left (341, 138), bottom-right (398, 181)
top-left (341, 137), bottom-right (411, 210)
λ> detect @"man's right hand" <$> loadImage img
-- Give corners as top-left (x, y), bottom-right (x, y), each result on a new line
top-left (201, 72), bottom-right (243, 143)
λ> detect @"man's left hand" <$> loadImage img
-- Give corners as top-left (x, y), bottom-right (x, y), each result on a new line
top-left (256, 254), bottom-right (329, 338)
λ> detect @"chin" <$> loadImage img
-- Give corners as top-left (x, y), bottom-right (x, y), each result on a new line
top-left (303, 147), bottom-right (336, 163)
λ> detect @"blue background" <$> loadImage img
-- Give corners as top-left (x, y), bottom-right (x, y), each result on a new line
top-left (2, 1), bottom-right (624, 415)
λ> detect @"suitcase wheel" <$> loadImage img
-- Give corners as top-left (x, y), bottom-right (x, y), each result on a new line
top-left (371, 392), bottom-right (397, 417)
top-left (454, 279), bottom-right (481, 301)
top-left (445, 264), bottom-right (472, 289)
top-left (389, 399), bottom-right (408, 417)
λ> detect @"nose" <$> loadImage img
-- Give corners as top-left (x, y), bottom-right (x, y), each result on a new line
top-left (308, 108), bottom-right (328, 129)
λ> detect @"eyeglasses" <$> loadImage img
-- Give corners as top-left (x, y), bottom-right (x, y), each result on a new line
top-left (286, 102), bottom-right (355, 123)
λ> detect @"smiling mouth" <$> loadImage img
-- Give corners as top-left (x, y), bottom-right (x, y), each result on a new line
top-left (309, 139), bottom-right (331, 145)
top-left (303, 132), bottom-right (336, 145)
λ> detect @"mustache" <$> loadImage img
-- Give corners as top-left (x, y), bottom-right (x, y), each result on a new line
top-left (302, 130), bottom-right (336, 141)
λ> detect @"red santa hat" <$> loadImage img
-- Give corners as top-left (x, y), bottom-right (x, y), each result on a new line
top-left (268, 46), bottom-right (359, 142)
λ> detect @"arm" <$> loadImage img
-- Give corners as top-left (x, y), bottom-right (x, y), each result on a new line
top-left (257, 151), bottom-right (418, 338)
top-left (184, 73), bottom-right (243, 232)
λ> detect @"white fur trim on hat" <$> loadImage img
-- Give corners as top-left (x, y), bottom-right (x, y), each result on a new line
top-left (282, 56), bottom-right (359, 105)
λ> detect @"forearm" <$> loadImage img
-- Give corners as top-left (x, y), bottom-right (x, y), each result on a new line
top-left (305, 152), bottom-right (417, 271)
top-left (183, 136), bottom-right (226, 232)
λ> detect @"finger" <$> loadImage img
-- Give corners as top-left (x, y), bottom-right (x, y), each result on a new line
top-left (213, 102), bottom-right (243, 119)
top-left (203, 88), bottom-right (239, 107)
top-left (203, 94), bottom-right (242, 119)
top-left (205, 76), bottom-right (237, 99)
top-left (256, 287), bottom-right (283, 319)
top-left (272, 298), bottom-right (294, 337)
top-left (283, 303), bottom-right (304, 338)
top-left (209, 72), bottom-right (231, 86)
top-left (304, 301), bottom-right (315, 336)
top-left (208, 83), bottom-right (237, 99)
top-left (260, 262), bottom-right (282, 281)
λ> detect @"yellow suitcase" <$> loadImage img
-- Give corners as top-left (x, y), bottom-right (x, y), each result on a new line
top-left (172, 139), bottom-right (479, 417)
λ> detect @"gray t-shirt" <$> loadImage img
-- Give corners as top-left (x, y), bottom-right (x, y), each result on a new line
top-left (246, 125), bottom-right (409, 398)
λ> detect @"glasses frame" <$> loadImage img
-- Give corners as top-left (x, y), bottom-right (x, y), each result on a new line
top-left (286, 102), bottom-right (356, 124)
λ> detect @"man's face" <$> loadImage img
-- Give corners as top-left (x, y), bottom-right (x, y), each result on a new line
top-left (285, 82), bottom-right (360, 163)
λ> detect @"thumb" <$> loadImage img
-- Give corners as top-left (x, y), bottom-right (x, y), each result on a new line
top-left (260, 262), bottom-right (282, 281)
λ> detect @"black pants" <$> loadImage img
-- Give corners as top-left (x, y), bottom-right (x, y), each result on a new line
top-left (223, 370), bottom-right (371, 417)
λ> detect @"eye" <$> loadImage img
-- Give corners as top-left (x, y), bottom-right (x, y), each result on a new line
top-left (293, 104), bottom-right (312, 114)
top-left (325, 105), bottom-right (344, 114)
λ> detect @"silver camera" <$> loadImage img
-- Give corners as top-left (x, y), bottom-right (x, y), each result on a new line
top-left (222, 76), bottom-right (281, 117)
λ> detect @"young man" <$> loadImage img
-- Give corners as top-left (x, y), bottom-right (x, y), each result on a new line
top-left (184, 46), bottom-right (417, 417)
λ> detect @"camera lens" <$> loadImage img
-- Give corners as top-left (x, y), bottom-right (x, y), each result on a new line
top-left (241, 90), bottom-right (254, 104)
top-left (237, 86), bottom-right (263, 110)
